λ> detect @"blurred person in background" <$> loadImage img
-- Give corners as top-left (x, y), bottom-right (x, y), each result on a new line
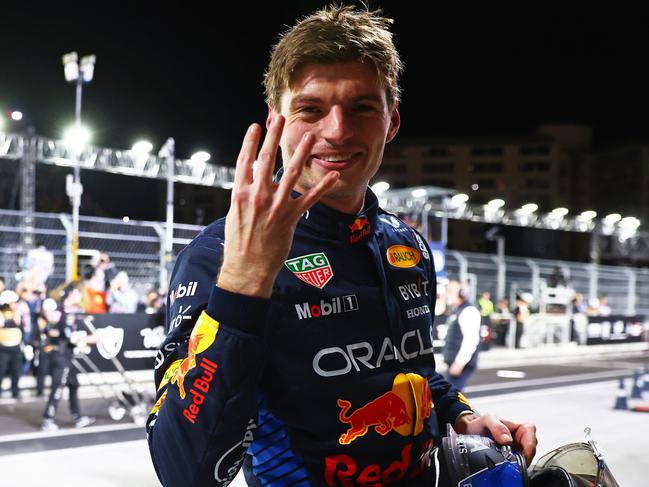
top-left (35, 298), bottom-right (59, 397)
top-left (22, 242), bottom-right (54, 289)
top-left (492, 296), bottom-right (512, 346)
top-left (82, 252), bottom-right (116, 314)
top-left (41, 285), bottom-right (97, 431)
top-left (106, 271), bottom-right (139, 313)
top-left (0, 290), bottom-right (24, 400)
top-left (443, 280), bottom-right (482, 391)
top-left (514, 293), bottom-right (532, 348)
top-left (478, 290), bottom-right (494, 318)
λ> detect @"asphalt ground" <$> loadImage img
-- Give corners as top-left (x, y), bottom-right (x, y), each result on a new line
top-left (0, 345), bottom-right (647, 486)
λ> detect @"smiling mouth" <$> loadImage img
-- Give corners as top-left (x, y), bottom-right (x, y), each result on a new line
top-left (311, 153), bottom-right (362, 170)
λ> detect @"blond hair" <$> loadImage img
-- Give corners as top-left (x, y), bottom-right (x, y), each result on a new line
top-left (264, 5), bottom-right (403, 111)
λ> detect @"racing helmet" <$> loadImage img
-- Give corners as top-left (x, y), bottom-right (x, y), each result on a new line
top-left (439, 426), bottom-right (620, 487)
top-left (440, 425), bottom-right (528, 487)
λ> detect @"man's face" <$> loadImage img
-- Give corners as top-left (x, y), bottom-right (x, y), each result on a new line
top-left (271, 60), bottom-right (400, 213)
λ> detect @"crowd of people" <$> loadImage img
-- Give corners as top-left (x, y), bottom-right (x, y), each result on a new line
top-left (0, 247), bottom-right (165, 412)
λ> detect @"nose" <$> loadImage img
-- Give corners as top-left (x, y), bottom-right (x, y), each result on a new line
top-left (320, 105), bottom-right (354, 144)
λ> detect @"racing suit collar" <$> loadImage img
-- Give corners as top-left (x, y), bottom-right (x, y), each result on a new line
top-left (274, 168), bottom-right (378, 244)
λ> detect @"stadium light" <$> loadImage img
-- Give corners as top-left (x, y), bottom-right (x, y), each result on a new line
top-left (604, 213), bottom-right (622, 225)
top-left (10, 111), bottom-right (23, 121)
top-left (450, 193), bottom-right (469, 206)
top-left (550, 207), bottom-right (569, 218)
top-left (63, 124), bottom-right (92, 152)
top-left (371, 181), bottom-right (390, 195)
top-left (579, 210), bottom-right (597, 221)
top-left (411, 188), bottom-right (428, 198)
top-left (190, 151), bottom-right (211, 164)
top-left (519, 203), bottom-right (539, 215)
top-left (486, 198), bottom-right (505, 210)
top-left (132, 140), bottom-right (153, 154)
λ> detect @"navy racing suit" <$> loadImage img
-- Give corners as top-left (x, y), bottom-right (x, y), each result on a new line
top-left (146, 188), bottom-right (474, 486)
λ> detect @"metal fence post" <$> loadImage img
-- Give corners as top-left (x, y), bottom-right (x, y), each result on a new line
top-left (588, 263), bottom-right (598, 303)
top-left (450, 251), bottom-right (468, 285)
top-left (152, 223), bottom-right (167, 291)
top-left (526, 259), bottom-right (541, 303)
top-left (58, 214), bottom-right (73, 282)
top-left (625, 268), bottom-right (637, 315)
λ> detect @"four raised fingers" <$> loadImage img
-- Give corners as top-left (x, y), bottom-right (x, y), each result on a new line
top-left (233, 124), bottom-right (262, 191)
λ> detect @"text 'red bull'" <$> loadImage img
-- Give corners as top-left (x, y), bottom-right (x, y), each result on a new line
top-left (183, 357), bottom-right (217, 424)
top-left (169, 312), bottom-right (218, 400)
top-left (324, 439), bottom-right (435, 487)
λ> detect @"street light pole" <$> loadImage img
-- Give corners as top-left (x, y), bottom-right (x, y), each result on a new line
top-left (159, 138), bottom-right (175, 290)
top-left (62, 51), bottom-right (95, 281)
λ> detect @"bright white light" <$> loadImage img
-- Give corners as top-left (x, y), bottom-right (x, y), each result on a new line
top-left (62, 51), bottom-right (79, 82)
top-left (122, 216), bottom-right (130, 223)
top-left (190, 151), bottom-right (211, 164)
top-left (63, 125), bottom-right (91, 152)
top-left (486, 199), bottom-right (505, 210)
top-left (620, 216), bottom-right (640, 229)
top-left (520, 203), bottom-right (538, 214)
top-left (132, 140), bottom-right (153, 154)
top-left (471, 184), bottom-right (479, 191)
top-left (80, 55), bottom-right (96, 82)
top-left (551, 207), bottom-right (569, 217)
top-left (10, 111), bottom-right (23, 121)
top-left (579, 210), bottom-right (597, 221)
top-left (0, 116), bottom-right (4, 131)
top-left (451, 193), bottom-right (469, 205)
top-left (411, 188), bottom-right (427, 198)
top-left (371, 181), bottom-right (390, 195)
top-left (604, 213), bottom-right (622, 224)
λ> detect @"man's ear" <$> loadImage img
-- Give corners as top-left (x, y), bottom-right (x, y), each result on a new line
top-left (266, 105), bottom-right (277, 130)
top-left (385, 101), bottom-right (401, 144)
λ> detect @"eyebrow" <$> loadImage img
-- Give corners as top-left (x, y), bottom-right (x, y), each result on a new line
top-left (290, 94), bottom-right (383, 106)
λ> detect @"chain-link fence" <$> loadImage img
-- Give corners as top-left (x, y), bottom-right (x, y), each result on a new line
top-left (0, 209), bottom-right (202, 295)
top-left (445, 251), bottom-right (649, 316)
top-left (1, 208), bottom-right (647, 315)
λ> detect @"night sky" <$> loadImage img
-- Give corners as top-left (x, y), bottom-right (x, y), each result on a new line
top-left (2, 2), bottom-right (649, 231)
top-left (3, 3), bottom-right (649, 163)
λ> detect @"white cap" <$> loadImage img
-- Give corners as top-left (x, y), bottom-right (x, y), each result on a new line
top-left (42, 298), bottom-right (58, 312)
top-left (520, 292), bottom-right (533, 304)
top-left (0, 290), bottom-right (19, 305)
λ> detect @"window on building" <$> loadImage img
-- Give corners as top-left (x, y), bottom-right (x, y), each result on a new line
top-left (422, 179), bottom-right (454, 188)
top-left (520, 145), bottom-right (550, 156)
top-left (519, 161), bottom-right (551, 172)
top-left (525, 179), bottom-right (550, 189)
top-left (423, 163), bottom-right (454, 173)
top-left (471, 146), bottom-right (504, 156)
top-left (477, 179), bottom-right (496, 188)
top-left (471, 162), bottom-right (504, 173)
top-left (378, 163), bottom-right (407, 174)
top-left (427, 147), bottom-right (449, 157)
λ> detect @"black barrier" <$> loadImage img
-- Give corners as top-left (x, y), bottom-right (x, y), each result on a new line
top-left (586, 315), bottom-right (646, 345)
top-left (77, 312), bottom-right (166, 372)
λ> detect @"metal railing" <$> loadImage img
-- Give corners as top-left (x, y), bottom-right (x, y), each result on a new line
top-left (1, 208), bottom-right (647, 316)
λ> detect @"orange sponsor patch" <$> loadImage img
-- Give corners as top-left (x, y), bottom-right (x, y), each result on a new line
top-left (386, 245), bottom-right (421, 268)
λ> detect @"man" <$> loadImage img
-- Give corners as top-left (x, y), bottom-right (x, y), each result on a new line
top-left (443, 281), bottom-right (481, 392)
top-left (147, 6), bottom-right (536, 486)
top-left (41, 285), bottom-right (96, 431)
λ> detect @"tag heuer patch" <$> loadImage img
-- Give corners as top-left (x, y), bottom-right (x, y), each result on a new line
top-left (285, 252), bottom-right (333, 289)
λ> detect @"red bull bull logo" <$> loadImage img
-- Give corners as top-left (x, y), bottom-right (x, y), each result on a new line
top-left (349, 216), bottom-right (371, 244)
top-left (336, 373), bottom-right (432, 445)
top-left (170, 311), bottom-right (218, 400)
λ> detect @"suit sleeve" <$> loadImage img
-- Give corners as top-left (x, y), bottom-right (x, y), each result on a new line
top-left (146, 232), bottom-right (269, 487)
top-left (408, 228), bottom-right (475, 429)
